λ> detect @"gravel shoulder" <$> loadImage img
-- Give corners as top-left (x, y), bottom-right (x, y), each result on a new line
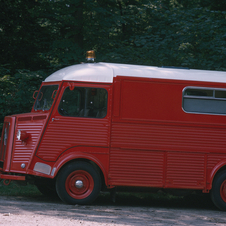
top-left (0, 193), bottom-right (226, 226)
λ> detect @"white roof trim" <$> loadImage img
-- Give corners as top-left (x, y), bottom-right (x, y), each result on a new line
top-left (44, 62), bottom-right (226, 84)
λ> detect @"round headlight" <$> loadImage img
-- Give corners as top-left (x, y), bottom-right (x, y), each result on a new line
top-left (17, 130), bottom-right (21, 141)
top-left (17, 130), bottom-right (29, 142)
top-left (3, 127), bottom-right (8, 145)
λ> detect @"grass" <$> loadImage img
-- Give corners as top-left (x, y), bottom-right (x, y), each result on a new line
top-left (0, 179), bottom-right (182, 204)
top-left (0, 180), bottom-right (41, 197)
top-left (0, 179), bottom-right (178, 200)
top-left (0, 180), bottom-right (214, 209)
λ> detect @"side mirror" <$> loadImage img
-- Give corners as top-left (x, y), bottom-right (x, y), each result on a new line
top-left (33, 90), bottom-right (39, 99)
top-left (51, 90), bottom-right (57, 99)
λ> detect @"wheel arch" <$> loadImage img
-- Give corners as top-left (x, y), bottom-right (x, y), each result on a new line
top-left (52, 153), bottom-right (108, 188)
top-left (209, 160), bottom-right (226, 189)
top-left (211, 167), bottom-right (226, 210)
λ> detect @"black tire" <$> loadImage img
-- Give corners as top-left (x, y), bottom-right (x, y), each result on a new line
top-left (56, 161), bottom-right (101, 205)
top-left (211, 170), bottom-right (226, 210)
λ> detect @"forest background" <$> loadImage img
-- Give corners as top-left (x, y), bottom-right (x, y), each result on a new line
top-left (0, 0), bottom-right (226, 132)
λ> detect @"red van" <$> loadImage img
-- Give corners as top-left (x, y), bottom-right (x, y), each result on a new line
top-left (1, 51), bottom-right (226, 210)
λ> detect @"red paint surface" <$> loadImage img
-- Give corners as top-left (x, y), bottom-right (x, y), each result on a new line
top-left (1, 76), bottom-right (226, 194)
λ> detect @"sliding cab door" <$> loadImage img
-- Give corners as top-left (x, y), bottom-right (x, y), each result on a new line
top-left (36, 83), bottom-right (112, 163)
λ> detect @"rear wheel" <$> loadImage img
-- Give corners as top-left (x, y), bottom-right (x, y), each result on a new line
top-left (211, 170), bottom-right (226, 210)
top-left (56, 161), bottom-right (101, 205)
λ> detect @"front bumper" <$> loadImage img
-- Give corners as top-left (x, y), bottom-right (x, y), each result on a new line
top-left (0, 171), bottom-right (26, 182)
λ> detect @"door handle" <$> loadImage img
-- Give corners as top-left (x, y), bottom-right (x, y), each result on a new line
top-left (52, 118), bottom-right (60, 122)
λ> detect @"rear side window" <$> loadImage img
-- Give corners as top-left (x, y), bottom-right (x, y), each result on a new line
top-left (59, 87), bottom-right (107, 118)
top-left (183, 87), bottom-right (226, 115)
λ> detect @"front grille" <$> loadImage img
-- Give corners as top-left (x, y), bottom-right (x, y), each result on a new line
top-left (0, 122), bottom-right (10, 165)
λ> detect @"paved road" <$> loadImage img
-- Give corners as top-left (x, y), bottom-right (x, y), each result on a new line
top-left (0, 192), bottom-right (226, 226)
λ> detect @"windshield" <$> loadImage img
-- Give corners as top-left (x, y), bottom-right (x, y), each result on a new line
top-left (34, 85), bottom-right (58, 111)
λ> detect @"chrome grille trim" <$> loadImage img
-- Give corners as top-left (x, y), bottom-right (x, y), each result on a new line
top-left (0, 122), bottom-right (10, 168)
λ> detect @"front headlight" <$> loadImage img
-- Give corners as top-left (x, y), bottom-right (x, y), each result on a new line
top-left (3, 127), bottom-right (8, 145)
top-left (17, 130), bottom-right (21, 141)
top-left (17, 130), bottom-right (29, 142)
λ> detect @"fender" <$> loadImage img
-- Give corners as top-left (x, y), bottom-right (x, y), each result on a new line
top-left (52, 150), bottom-right (109, 186)
top-left (209, 159), bottom-right (226, 189)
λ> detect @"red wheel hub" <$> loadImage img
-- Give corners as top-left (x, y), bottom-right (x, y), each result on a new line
top-left (65, 170), bottom-right (94, 199)
top-left (220, 179), bottom-right (226, 202)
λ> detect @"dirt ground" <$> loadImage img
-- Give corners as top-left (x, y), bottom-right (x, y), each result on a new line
top-left (0, 192), bottom-right (226, 226)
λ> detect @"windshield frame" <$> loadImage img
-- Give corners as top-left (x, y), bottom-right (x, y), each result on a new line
top-left (33, 83), bottom-right (59, 112)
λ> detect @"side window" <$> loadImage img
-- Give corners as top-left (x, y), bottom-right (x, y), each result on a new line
top-left (59, 88), bottom-right (82, 116)
top-left (59, 87), bottom-right (107, 118)
top-left (183, 87), bottom-right (226, 115)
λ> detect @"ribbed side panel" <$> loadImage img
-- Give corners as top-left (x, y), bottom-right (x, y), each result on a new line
top-left (206, 154), bottom-right (226, 182)
top-left (111, 122), bottom-right (226, 152)
top-left (207, 154), bottom-right (225, 169)
top-left (110, 122), bottom-right (223, 188)
top-left (11, 121), bottom-right (45, 171)
top-left (166, 152), bottom-right (205, 188)
top-left (13, 125), bottom-right (43, 161)
top-left (109, 149), bottom-right (164, 187)
top-left (37, 118), bottom-right (110, 161)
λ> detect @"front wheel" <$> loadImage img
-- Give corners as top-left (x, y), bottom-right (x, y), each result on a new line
top-left (211, 170), bottom-right (226, 210)
top-left (56, 161), bottom-right (101, 205)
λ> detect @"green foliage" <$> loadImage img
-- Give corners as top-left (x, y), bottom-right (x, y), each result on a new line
top-left (131, 6), bottom-right (226, 70)
top-left (0, 0), bottom-right (50, 70)
top-left (0, 68), bottom-right (47, 133)
top-left (0, 181), bottom-right (40, 197)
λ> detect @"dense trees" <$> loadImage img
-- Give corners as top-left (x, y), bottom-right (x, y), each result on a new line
top-left (0, 0), bottom-right (226, 131)
top-left (1, 0), bottom-right (226, 70)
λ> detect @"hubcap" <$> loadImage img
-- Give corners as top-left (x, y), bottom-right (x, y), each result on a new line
top-left (65, 170), bottom-right (94, 200)
top-left (220, 179), bottom-right (226, 202)
top-left (75, 180), bottom-right (84, 189)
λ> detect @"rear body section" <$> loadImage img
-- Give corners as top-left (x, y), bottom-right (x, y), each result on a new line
top-left (109, 77), bottom-right (226, 192)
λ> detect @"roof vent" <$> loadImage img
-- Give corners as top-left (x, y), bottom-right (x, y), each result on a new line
top-left (86, 50), bottom-right (96, 63)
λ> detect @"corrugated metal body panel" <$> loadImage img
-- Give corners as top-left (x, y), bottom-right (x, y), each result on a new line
top-left (108, 77), bottom-right (226, 189)
top-left (206, 154), bottom-right (226, 183)
top-left (37, 117), bottom-right (110, 161)
top-left (109, 148), bottom-right (164, 187)
top-left (166, 152), bottom-right (205, 188)
top-left (10, 116), bottom-right (47, 171)
top-left (207, 154), bottom-right (226, 169)
top-left (110, 122), bottom-right (226, 188)
top-left (111, 122), bottom-right (226, 152)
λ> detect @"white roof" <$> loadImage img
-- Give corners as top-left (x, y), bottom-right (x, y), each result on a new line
top-left (44, 62), bottom-right (226, 84)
